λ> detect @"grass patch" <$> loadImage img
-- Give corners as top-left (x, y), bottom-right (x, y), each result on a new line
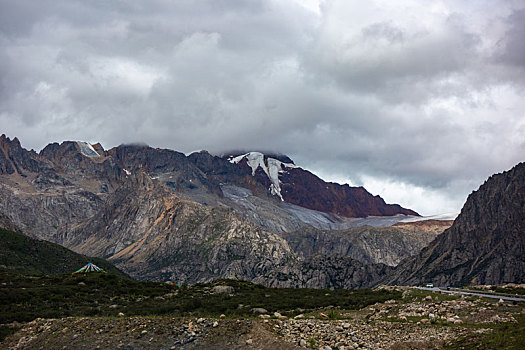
top-left (401, 288), bottom-right (458, 303)
top-left (447, 314), bottom-right (525, 350)
top-left (0, 325), bottom-right (21, 342)
top-left (0, 228), bottom-right (127, 278)
top-left (0, 272), bottom-right (401, 324)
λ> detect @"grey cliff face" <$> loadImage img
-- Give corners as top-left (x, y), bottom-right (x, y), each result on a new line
top-left (0, 211), bottom-right (20, 232)
top-left (283, 224), bottom-right (440, 267)
top-left (254, 255), bottom-right (394, 289)
top-left (387, 162), bottom-right (525, 287)
top-left (66, 171), bottom-right (296, 284)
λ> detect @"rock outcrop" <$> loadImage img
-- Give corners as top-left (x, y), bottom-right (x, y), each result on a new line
top-left (283, 222), bottom-right (445, 266)
top-left (0, 211), bottom-right (20, 232)
top-left (66, 171), bottom-right (296, 284)
top-left (387, 162), bottom-right (525, 286)
top-left (255, 254), bottom-right (393, 289)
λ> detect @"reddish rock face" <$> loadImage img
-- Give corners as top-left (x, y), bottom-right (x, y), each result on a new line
top-left (280, 167), bottom-right (418, 217)
top-left (224, 152), bottom-right (418, 218)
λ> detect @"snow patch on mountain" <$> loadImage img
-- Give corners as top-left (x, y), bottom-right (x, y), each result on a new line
top-left (76, 141), bottom-right (100, 157)
top-left (400, 212), bottom-right (458, 223)
top-left (229, 152), bottom-right (298, 201)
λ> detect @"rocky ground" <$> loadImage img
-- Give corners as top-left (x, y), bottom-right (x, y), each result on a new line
top-left (2, 287), bottom-right (523, 350)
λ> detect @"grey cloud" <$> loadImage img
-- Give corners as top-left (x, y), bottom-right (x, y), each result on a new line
top-left (494, 9), bottom-right (525, 69)
top-left (1, 0), bottom-right (525, 214)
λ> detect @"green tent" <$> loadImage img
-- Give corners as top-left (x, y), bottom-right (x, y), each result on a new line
top-left (75, 262), bottom-right (104, 273)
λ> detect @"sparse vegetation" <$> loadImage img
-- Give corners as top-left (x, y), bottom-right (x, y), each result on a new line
top-left (448, 314), bottom-right (525, 350)
top-left (0, 228), bottom-right (127, 278)
top-left (0, 271), bottom-right (399, 326)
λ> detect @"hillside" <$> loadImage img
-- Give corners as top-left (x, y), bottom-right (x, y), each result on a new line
top-left (0, 228), bottom-right (127, 277)
top-left (386, 162), bottom-right (525, 286)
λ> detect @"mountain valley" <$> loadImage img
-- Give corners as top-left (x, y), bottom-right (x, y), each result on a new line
top-left (1, 134), bottom-right (524, 349)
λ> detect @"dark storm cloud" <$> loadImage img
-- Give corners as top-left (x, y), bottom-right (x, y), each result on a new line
top-left (1, 0), bottom-right (524, 214)
top-left (494, 8), bottom-right (525, 69)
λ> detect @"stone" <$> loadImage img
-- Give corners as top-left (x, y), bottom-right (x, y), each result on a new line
top-left (212, 285), bottom-right (234, 294)
top-left (252, 308), bottom-right (268, 315)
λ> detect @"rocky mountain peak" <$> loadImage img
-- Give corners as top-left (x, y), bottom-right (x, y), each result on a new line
top-left (0, 134), bottom-right (42, 175)
top-left (387, 161), bottom-right (525, 286)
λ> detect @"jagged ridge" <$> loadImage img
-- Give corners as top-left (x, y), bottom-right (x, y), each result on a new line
top-left (386, 162), bottom-right (525, 286)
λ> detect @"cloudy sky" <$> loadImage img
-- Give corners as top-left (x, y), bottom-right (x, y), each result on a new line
top-left (1, 0), bottom-right (524, 215)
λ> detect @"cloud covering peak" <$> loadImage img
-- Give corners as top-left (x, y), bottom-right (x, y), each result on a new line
top-left (1, 0), bottom-right (524, 215)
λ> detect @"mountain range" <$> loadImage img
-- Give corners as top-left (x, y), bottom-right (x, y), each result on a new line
top-left (0, 134), bottom-right (523, 288)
